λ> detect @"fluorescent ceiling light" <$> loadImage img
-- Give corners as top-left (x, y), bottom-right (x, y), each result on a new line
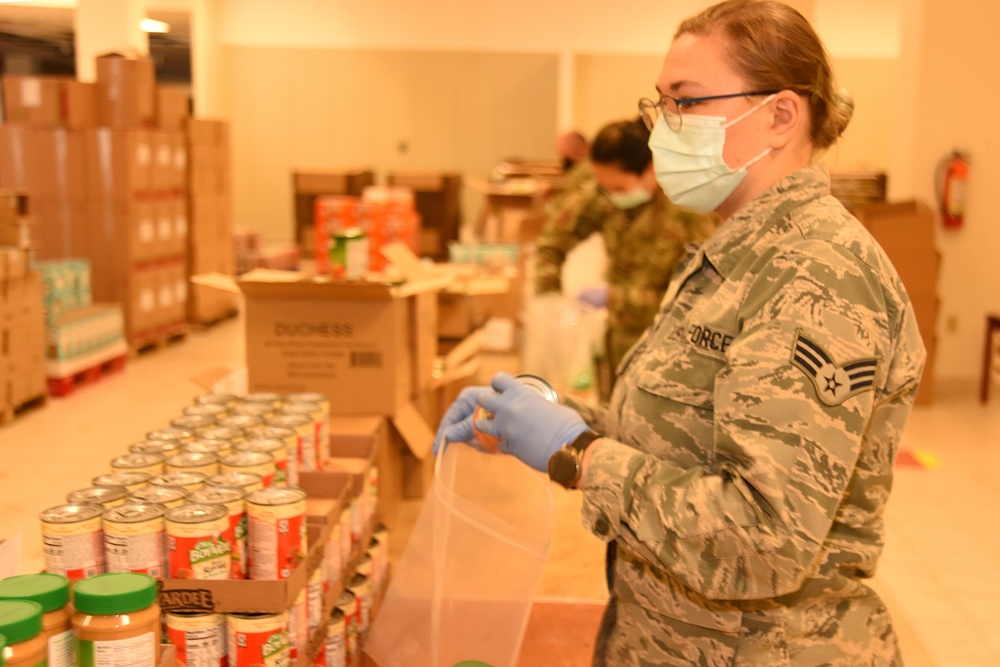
top-left (140, 18), bottom-right (170, 34)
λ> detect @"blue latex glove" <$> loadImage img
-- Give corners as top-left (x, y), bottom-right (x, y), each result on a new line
top-left (476, 372), bottom-right (589, 472)
top-left (432, 385), bottom-right (492, 455)
top-left (576, 285), bottom-right (608, 309)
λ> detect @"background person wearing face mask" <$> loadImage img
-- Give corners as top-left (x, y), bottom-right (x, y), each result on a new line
top-left (534, 117), bottom-right (715, 400)
top-left (435, 1), bottom-right (927, 664)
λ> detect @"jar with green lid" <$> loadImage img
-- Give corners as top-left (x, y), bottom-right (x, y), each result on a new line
top-left (71, 573), bottom-right (160, 667)
top-left (0, 633), bottom-right (6, 667)
top-left (0, 574), bottom-right (73, 667)
top-left (0, 600), bottom-right (45, 667)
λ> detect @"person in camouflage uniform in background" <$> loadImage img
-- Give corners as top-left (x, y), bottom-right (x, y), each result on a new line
top-left (434, 1), bottom-right (926, 665)
top-left (535, 118), bottom-right (715, 399)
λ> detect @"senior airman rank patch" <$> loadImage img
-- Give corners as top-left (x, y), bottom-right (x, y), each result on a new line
top-left (791, 331), bottom-right (879, 406)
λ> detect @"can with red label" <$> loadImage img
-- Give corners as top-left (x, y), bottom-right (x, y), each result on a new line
top-left (129, 485), bottom-right (188, 509)
top-left (166, 452), bottom-right (220, 477)
top-left (288, 588), bottom-right (307, 662)
top-left (187, 487), bottom-right (247, 580)
top-left (220, 451), bottom-right (276, 488)
top-left (110, 453), bottom-right (166, 477)
top-left (66, 485), bottom-right (128, 509)
top-left (226, 612), bottom-right (289, 667)
top-left (92, 472), bottom-right (151, 493)
top-left (246, 487), bottom-right (307, 580)
top-left (40, 503), bottom-right (105, 580)
top-left (324, 522), bottom-right (342, 588)
top-left (322, 608), bottom-right (345, 667)
top-left (149, 471), bottom-right (208, 493)
top-left (334, 591), bottom-right (358, 664)
top-left (472, 373), bottom-right (560, 451)
top-left (165, 611), bottom-right (227, 667)
top-left (235, 439), bottom-right (289, 487)
top-left (207, 472), bottom-right (264, 494)
top-left (283, 394), bottom-right (329, 468)
top-left (265, 413), bottom-right (314, 474)
top-left (165, 504), bottom-right (232, 580)
top-left (347, 573), bottom-right (372, 644)
top-left (196, 426), bottom-right (247, 446)
top-left (244, 426), bottom-right (298, 488)
top-left (102, 503), bottom-right (167, 577)
top-left (307, 565), bottom-right (326, 637)
top-left (279, 403), bottom-right (323, 471)
top-left (130, 439), bottom-right (183, 458)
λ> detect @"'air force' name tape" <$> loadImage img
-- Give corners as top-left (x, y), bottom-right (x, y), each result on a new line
top-left (791, 331), bottom-right (879, 406)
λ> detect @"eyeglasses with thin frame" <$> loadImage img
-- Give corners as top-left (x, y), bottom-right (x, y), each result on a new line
top-left (638, 90), bottom-right (781, 132)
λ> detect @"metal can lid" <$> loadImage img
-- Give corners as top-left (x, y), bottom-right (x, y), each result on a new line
top-left (348, 572), bottom-right (369, 589)
top-left (167, 452), bottom-right (219, 468)
top-left (92, 472), bottom-right (151, 487)
top-left (187, 487), bottom-right (244, 505)
top-left (147, 428), bottom-right (194, 442)
top-left (207, 471), bottom-right (263, 489)
top-left (231, 403), bottom-right (275, 418)
top-left (246, 487), bottom-right (306, 507)
top-left (185, 439), bottom-right (232, 455)
top-left (149, 471), bottom-right (208, 487)
top-left (329, 607), bottom-right (344, 623)
top-left (195, 426), bottom-right (244, 441)
top-left (280, 403), bottom-right (318, 417)
top-left (103, 503), bottom-right (166, 523)
top-left (235, 438), bottom-right (285, 455)
top-left (285, 392), bottom-right (327, 405)
top-left (183, 403), bottom-right (229, 418)
top-left (265, 414), bottom-right (310, 428)
top-left (165, 503), bottom-right (228, 524)
top-left (243, 392), bottom-right (283, 405)
top-left (40, 502), bottom-right (104, 524)
top-left (129, 440), bottom-right (182, 456)
top-left (194, 393), bottom-right (240, 408)
top-left (66, 486), bottom-right (128, 505)
top-left (245, 426), bottom-right (295, 440)
top-left (218, 415), bottom-right (264, 430)
top-left (130, 486), bottom-right (187, 504)
top-left (514, 373), bottom-right (559, 403)
top-left (336, 590), bottom-right (356, 607)
top-left (111, 453), bottom-right (165, 469)
top-left (171, 415), bottom-right (217, 431)
top-left (220, 451), bottom-right (273, 467)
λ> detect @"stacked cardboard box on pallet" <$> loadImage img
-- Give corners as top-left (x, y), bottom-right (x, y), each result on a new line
top-left (0, 191), bottom-right (46, 420)
top-left (188, 119), bottom-right (238, 324)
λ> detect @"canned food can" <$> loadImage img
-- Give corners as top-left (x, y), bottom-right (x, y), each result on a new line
top-left (283, 395), bottom-right (329, 467)
top-left (149, 471), bottom-right (208, 493)
top-left (324, 522), bottom-right (342, 589)
top-left (40, 503), bottom-right (106, 579)
top-left (323, 608), bottom-right (345, 667)
top-left (130, 439), bottom-right (183, 458)
top-left (148, 427), bottom-right (195, 445)
top-left (183, 403), bottom-right (230, 420)
top-left (110, 453), bottom-right (166, 477)
top-left (166, 452), bottom-right (221, 477)
top-left (330, 227), bottom-right (368, 281)
top-left (338, 508), bottom-right (351, 565)
top-left (279, 403), bottom-right (324, 471)
top-left (335, 591), bottom-right (358, 662)
top-left (92, 472), bottom-right (151, 493)
top-left (195, 393), bottom-right (240, 409)
top-left (171, 414), bottom-right (217, 432)
top-left (231, 402), bottom-right (276, 420)
top-left (185, 438), bottom-right (234, 459)
top-left (368, 466), bottom-right (380, 522)
top-left (307, 565), bottom-right (326, 636)
top-left (244, 427), bottom-right (298, 487)
top-left (472, 373), bottom-right (560, 451)
top-left (66, 485), bottom-right (128, 509)
top-left (347, 573), bottom-right (372, 644)
top-left (246, 487), bottom-right (307, 580)
top-left (102, 503), bottom-right (167, 577)
top-left (226, 612), bottom-right (289, 667)
top-left (195, 426), bottom-right (247, 446)
top-left (129, 485), bottom-right (188, 509)
top-left (219, 451), bottom-right (276, 488)
top-left (187, 487), bottom-right (247, 580)
top-left (266, 413), bottom-right (315, 473)
top-left (218, 415), bottom-right (264, 432)
top-left (365, 540), bottom-right (382, 594)
top-left (235, 438), bottom-right (289, 487)
top-left (164, 612), bottom-right (227, 667)
top-left (242, 392), bottom-right (284, 408)
top-left (206, 472), bottom-right (264, 494)
top-left (288, 588), bottom-right (308, 661)
top-left (165, 504), bottom-right (232, 580)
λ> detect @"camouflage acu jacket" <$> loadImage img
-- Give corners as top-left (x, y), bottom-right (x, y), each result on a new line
top-left (535, 174), bottom-right (715, 370)
top-left (577, 165), bottom-right (926, 665)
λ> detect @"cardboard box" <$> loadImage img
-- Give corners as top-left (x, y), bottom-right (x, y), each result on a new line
top-left (32, 196), bottom-right (89, 260)
top-left (60, 81), bottom-right (98, 129)
top-left (292, 169), bottom-right (374, 254)
top-left (323, 416), bottom-right (397, 523)
top-left (96, 53), bottom-right (157, 129)
top-left (157, 86), bottom-right (189, 130)
top-left (855, 200), bottom-right (939, 298)
top-left (2, 272), bottom-right (47, 406)
top-left (84, 128), bottom-right (152, 200)
top-left (386, 171), bottom-right (462, 260)
top-left (186, 118), bottom-right (226, 146)
top-left (1, 76), bottom-right (60, 126)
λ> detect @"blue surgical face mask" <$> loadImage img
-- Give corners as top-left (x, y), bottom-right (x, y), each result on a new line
top-left (606, 184), bottom-right (653, 210)
top-left (648, 94), bottom-right (776, 213)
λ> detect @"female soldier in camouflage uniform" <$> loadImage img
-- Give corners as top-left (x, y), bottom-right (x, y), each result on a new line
top-left (436, 1), bottom-right (925, 664)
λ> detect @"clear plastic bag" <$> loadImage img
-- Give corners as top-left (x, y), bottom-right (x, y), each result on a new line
top-left (364, 442), bottom-right (553, 667)
top-left (521, 293), bottom-right (606, 395)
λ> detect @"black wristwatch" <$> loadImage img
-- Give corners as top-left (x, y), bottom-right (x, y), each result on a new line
top-left (548, 430), bottom-right (602, 489)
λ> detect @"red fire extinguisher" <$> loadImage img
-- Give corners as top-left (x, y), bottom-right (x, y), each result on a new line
top-left (940, 150), bottom-right (970, 229)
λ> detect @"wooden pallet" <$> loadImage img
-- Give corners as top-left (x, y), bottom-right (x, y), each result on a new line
top-left (188, 308), bottom-right (239, 331)
top-left (129, 321), bottom-right (190, 358)
top-left (0, 394), bottom-right (48, 427)
top-left (47, 354), bottom-right (128, 397)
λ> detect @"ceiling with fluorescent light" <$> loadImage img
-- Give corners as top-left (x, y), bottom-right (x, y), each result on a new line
top-left (0, 4), bottom-right (191, 81)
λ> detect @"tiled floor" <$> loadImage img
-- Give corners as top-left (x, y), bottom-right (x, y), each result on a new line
top-left (1, 311), bottom-right (997, 666)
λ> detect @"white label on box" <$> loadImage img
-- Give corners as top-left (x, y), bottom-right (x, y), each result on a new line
top-left (157, 144), bottom-right (171, 168)
top-left (20, 78), bottom-right (42, 107)
top-left (159, 285), bottom-right (174, 308)
top-left (140, 289), bottom-right (155, 313)
top-left (158, 217), bottom-right (172, 241)
top-left (175, 280), bottom-right (187, 303)
top-left (174, 215), bottom-right (188, 239)
top-left (139, 219), bottom-right (155, 244)
top-left (174, 147), bottom-right (187, 171)
top-left (136, 143), bottom-right (151, 168)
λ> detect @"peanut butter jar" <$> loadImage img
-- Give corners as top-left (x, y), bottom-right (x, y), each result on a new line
top-left (0, 600), bottom-right (45, 667)
top-left (71, 573), bottom-right (160, 667)
top-left (0, 574), bottom-right (73, 667)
